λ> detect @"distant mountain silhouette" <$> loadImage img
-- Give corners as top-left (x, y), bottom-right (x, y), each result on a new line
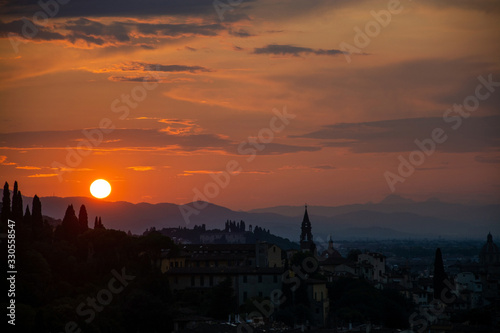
top-left (16, 194), bottom-right (500, 240)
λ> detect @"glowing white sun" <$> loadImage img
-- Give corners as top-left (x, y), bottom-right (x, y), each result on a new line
top-left (90, 179), bottom-right (111, 199)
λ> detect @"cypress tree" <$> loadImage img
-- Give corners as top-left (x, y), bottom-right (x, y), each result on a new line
top-left (59, 204), bottom-right (79, 240)
top-left (433, 248), bottom-right (447, 300)
top-left (1, 181), bottom-right (11, 224)
top-left (98, 216), bottom-right (104, 229)
top-left (12, 181), bottom-right (18, 213)
top-left (78, 204), bottom-right (88, 234)
top-left (32, 195), bottom-right (43, 233)
top-left (13, 190), bottom-right (23, 223)
top-left (24, 205), bottom-right (31, 225)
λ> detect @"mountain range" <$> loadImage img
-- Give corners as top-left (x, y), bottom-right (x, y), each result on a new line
top-left (15, 194), bottom-right (499, 241)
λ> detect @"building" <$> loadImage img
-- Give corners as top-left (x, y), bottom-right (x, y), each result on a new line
top-left (479, 232), bottom-right (500, 266)
top-left (357, 252), bottom-right (386, 283)
top-left (300, 205), bottom-right (317, 255)
top-left (163, 242), bottom-right (285, 307)
top-left (162, 243), bottom-right (283, 273)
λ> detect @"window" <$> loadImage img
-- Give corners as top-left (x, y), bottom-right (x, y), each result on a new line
top-left (243, 292), bottom-right (248, 301)
top-left (259, 292), bottom-right (263, 297)
top-left (258, 275), bottom-right (262, 283)
top-left (174, 276), bottom-right (178, 284)
top-left (243, 275), bottom-right (247, 283)
top-left (200, 275), bottom-right (205, 286)
top-left (209, 276), bottom-right (213, 286)
top-left (273, 246), bottom-right (276, 253)
top-left (191, 276), bottom-right (195, 286)
top-left (273, 275), bottom-right (278, 283)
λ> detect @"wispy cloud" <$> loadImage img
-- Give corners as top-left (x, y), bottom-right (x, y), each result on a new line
top-left (1, 17), bottom-right (225, 48)
top-left (294, 115), bottom-right (500, 154)
top-left (16, 166), bottom-right (41, 170)
top-left (27, 173), bottom-right (59, 178)
top-left (254, 44), bottom-right (346, 57)
top-left (127, 166), bottom-right (156, 171)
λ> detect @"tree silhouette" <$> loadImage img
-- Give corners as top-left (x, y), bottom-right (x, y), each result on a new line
top-left (94, 216), bottom-right (105, 229)
top-left (433, 248), bottom-right (447, 300)
top-left (24, 205), bottom-right (31, 225)
top-left (12, 185), bottom-right (24, 223)
top-left (31, 195), bottom-right (43, 237)
top-left (1, 181), bottom-right (11, 225)
top-left (78, 204), bottom-right (88, 234)
top-left (55, 204), bottom-right (79, 241)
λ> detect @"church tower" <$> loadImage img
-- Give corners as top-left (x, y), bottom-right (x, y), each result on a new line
top-left (300, 205), bottom-right (316, 255)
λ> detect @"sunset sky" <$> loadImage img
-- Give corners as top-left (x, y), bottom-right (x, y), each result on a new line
top-left (1, 0), bottom-right (499, 210)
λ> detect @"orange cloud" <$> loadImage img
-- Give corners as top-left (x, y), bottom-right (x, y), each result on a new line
top-left (16, 166), bottom-right (42, 170)
top-left (127, 166), bottom-right (155, 171)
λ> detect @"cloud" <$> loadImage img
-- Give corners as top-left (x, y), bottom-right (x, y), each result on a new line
top-left (127, 166), bottom-right (155, 171)
top-left (419, 0), bottom-right (500, 12)
top-left (108, 76), bottom-right (162, 82)
top-left (16, 166), bottom-right (41, 170)
top-left (27, 173), bottom-right (59, 178)
top-left (0, 0), bottom-right (256, 19)
top-left (294, 115), bottom-right (500, 153)
top-left (0, 17), bottom-right (224, 48)
top-left (253, 44), bottom-right (346, 57)
top-left (475, 154), bottom-right (500, 164)
top-left (178, 169), bottom-right (271, 176)
top-left (118, 62), bottom-right (212, 73)
top-left (312, 165), bottom-right (336, 170)
top-left (228, 28), bottom-right (254, 38)
top-left (0, 155), bottom-right (16, 166)
top-left (158, 119), bottom-right (203, 135)
top-left (279, 164), bottom-right (335, 171)
top-left (0, 19), bottom-right (65, 41)
top-left (0, 128), bottom-right (322, 156)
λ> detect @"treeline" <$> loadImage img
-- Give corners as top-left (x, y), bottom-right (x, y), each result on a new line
top-left (1, 181), bottom-right (178, 333)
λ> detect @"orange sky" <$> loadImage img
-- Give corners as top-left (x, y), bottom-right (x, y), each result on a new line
top-left (1, 0), bottom-right (499, 209)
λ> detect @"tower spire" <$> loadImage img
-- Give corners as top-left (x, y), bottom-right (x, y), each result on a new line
top-left (300, 204), bottom-right (316, 255)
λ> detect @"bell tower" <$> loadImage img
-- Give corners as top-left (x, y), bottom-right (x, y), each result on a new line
top-left (300, 205), bottom-right (316, 255)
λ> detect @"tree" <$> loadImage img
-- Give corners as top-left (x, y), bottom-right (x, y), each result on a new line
top-left (78, 205), bottom-right (88, 234)
top-left (1, 181), bottom-right (11, 225)
top-left (56, 204), bottom-right (79, 241)
top-left (31, 195), bottom-right (43, 236)
top-left (94, 216), bottom-right (105, 230)
top-left (433, 248), bottom-right (447, 300)
top-left (13, 189), bottom-right (24, 223)
top-left (24, 206), bottom-right (31, 225)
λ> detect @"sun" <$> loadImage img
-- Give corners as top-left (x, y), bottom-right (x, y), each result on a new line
top-left (90, 179), bottom-right (111, 199)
